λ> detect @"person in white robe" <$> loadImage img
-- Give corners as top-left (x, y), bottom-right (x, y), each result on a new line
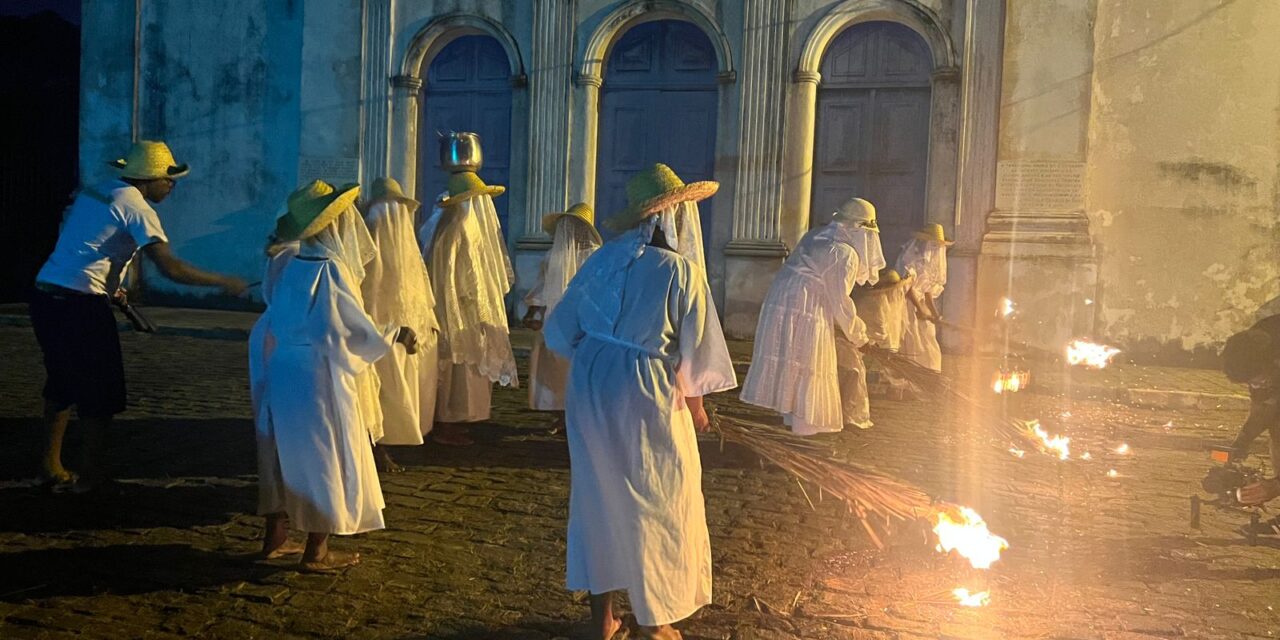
top-left (522, 203), bottom-right (601, 425)
top-left (853, 267), bottom-right (916, 398)
top-left (544, 164), bottom-right (737, 640)
top-left (361, 177), bottom-right (439, 470)
top-left (741, 197), bottom-right (884, 434)
top-left (423, 171), bottom-right (518, 446)
top-left (896, 223), bottom-right (952, 372)
top-left (250, 180), bottom-right (418, 572)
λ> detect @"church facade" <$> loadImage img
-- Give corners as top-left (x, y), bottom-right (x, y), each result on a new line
top-left (79, 0), bottom-right (1280, 358)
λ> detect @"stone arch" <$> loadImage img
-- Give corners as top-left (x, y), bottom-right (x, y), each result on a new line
top-left (578, 0), bottom-right (735, 84)
top-left (797, 0), bottom-right (955, 79)
top-left (402, 13), bottom-right (526, 83)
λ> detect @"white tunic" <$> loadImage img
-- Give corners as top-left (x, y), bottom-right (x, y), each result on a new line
top-left (896, 241), bottom-right (946, 372)
top-left (741, 225), bottom-right (861, 435)
top-left (544, 232), bottom-right (737, 627)
top-left (362, 201), bottom-right (439, 444)
top-left (524, 261), bottom-right (571, 411)
top-left (251, 253), bottom-right (393, 534)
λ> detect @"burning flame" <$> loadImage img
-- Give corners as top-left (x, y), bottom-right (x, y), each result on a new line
top-left (952, 588), bottom-right (991, 608)
top-left (1114, 443), bottom-right (1130, 455)
top-left (933, 506), bottom-right (1009, 570)
top-left (1065, 340), bottom-right (1121, 369)
top-left (1081, 452), bottom-right (1093, 461)
top-left (999, 297), bottom-right (1016, 318)
top-left (992, 369), bottom-right (1030, 394)
top-left (1028, 420), bottom-right (1071, 460)
top-left (1008, 447), bottom-right (1026, 459)
top-left (1107, 469), bottom-right (1119, 478)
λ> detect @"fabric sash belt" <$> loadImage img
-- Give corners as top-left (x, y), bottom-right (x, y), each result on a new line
top-left (584, 331), bottom-right (670, 362)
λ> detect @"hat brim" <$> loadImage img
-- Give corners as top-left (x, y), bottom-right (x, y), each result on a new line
top-left (279, 183), bottom-right (361, 241)
top-left (541, 211), bottom-right (603, 243)
top-left (914, 231), bottom-right (954, 245)
top-left (369, 193), bottom-right (421, 212)
top-left (604, 180), bottom-right (719, 232)
top-left (110, 160), bottom-right (190, 180)
top-left (438, 185), bottom-right (505, 209)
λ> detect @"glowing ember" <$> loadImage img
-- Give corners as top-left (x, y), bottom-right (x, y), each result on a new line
top-left (1008, 447), bottom-right (1026, 459)
top-left (1081, 452), bottom-right (1093, 461)
top-left (992, 369), bottom-right (1030, 394)
top-left (1115, 443), bottom-right (1131, 455)
top-left (952, 588), bottom-right (991, 608)
top-left (1028, 420), bottom-right (1071, 460)
top-left (999, 297), bottom-right (1016, 318)
top-left (933, 506), bottom-right (1009, 570)
top-left (1084, 298), bottom-right (1094, 305)
top-left (1065, 339), bottom-right (1121, 369)
top-left (1107, 469), bottom-right (1119, 478)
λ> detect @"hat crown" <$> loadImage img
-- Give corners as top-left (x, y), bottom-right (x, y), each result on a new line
top-left (565, 202), bottom-right (594, 223)
top-left (626, 164), bottom-right (685, 208)
top-left (917, 223), bottom-right (949, 243)
top-left (288, 180), bottom-right (335, 214)
top-left (836, 197), bottom-right (877, 223)
top-left (113, 140), bottom-right (188, 179)
top-left (369, 177), bottom-right (404, 200)
top-left (447, 171), bottom-right (488, 197)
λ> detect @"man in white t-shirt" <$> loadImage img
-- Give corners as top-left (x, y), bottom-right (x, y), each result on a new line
top-left (30, 140), bottom-right (246, 493)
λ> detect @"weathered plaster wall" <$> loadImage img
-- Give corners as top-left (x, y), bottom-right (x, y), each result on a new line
top-left (129, 0), bottom-right (303, 306)
top-left (1086, 0), bottom-right (1280, 358)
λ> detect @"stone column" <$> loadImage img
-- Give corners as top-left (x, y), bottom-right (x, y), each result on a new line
top-left (722, 0), bottom-right (791, 338)
top-left (976, 0), bottom-right (1097, 351)
top-left (388, 75), bottom-right (422, 197)
top-left (568, 73), bottom-right (602, 209)
top-left (779, 71), bottom-right (819, 246)
top-left (359, 0), bottom-right (393, 187)
top-left (520, 0), bottom-right (576, 247)
top-left (925, 66), bottom-right (960, 227)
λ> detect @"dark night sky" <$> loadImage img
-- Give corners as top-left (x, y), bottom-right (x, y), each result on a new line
top-left (0, 0), bottom-right (79, 24)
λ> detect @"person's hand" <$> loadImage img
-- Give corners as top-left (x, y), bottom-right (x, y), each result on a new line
top-left (396, 327), bottom-right (419, 355)
top-left (522, 307), bottom-right (544, 331)
top-left (113, 287), bottom-right (129, 304)
top-left (220, 276), bottom-right (249, 297)
top-left (1238, 477), bottom-right (1280, 506)
top-left (691, 403), bottom-right (711, 433)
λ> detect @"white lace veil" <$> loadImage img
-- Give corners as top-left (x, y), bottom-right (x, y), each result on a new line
top-left (530, 216), bottom-right (601, 314)
top-left (300, 205), bottom-right (377, 283)
top-left (364, 200), bottom-right (435, 333)
top-left (674, 200), bottom-right (708, 279)
top-left (895, 237), bottom-right (948, 296)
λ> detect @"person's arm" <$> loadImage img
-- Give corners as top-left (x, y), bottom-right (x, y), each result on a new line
top-left (923, 293), bottom-right (941, 322)
top-left (143, 242), bottom-right (247, 295)
top-left (687, 395), bottom-right (710, 432)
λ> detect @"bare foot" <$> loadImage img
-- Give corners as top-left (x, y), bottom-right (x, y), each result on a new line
top-left (258, 538), bottom-right (306, 560)
top-left (570, 616), bottom-right (624, 640)
top-left (638, 626), bottom-right (681, 640)
top-left (299, 550), bottom-right (360, 573)
top-left (375, 447), bottom-right (405, 473)
top-left (432, 424), bottom-right (474, 446)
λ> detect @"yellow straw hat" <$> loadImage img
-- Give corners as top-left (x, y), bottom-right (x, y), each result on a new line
top-left (542, 202), bottom-right (602, 242)
top-left (367, 177), bottom-right (419, 211)
top-left (109, 140), bottom-right (190, 180)
top-left (833, 197), bottom-right (879, 231)
top-left (604, 163), bottom-right (719, 232)
top-left (915, 223), bottom-right (955, 246)
top-left (437, 171), bottom-right (505, 208)
top-left (873, 267), bottom-right (903, 288)
top-left (274, 180), bottom-right (361, 241)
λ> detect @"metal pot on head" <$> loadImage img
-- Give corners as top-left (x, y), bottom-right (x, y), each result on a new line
top-left (439, 131), bottom-right (483, 174)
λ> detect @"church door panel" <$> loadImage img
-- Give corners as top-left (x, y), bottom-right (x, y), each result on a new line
top-left (596, 21), bottom-right (718, 244)
top-left (812, 21), bottom-right (932, 265)
top-left (419, 35), bottom-right (513, 235)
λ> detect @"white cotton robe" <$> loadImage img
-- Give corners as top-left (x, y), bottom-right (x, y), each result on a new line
top-left (543, 226), bottom-right (737, 627)
top-left (524, 218), bottom-right (599, 411)
top-left (426, 194), bottom-right (518, 423)
top-left (252, 252), bottom-right (393, 534)
top-left (741, 224), bottom-right (862, 435)
top-left (525, 260), bottom-right (572, 411)
top-left (854, 278), bottom-right (910, 352)
top-left (363, 200), bottom-right (439, 444)
top-left (896, 240), bottom-right (947, 372)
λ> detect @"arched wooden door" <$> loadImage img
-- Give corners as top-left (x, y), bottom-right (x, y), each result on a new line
top-left (812, 21), bottom-right (932, 264)
top-left (419, 35), bottom-right (513, 236)
top-left (596, 20), bottom-right (718, 245)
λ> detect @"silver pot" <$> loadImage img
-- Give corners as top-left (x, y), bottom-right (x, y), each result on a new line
top-left (439, 131), bottom-right (483, 173)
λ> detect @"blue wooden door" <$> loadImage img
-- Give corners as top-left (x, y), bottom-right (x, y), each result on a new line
top-left (812, 21), bottom-right (932, 265)
top-left (419, 35), bottom-right (513, 236)
top-left (597, 21), bottom-right (718, 245)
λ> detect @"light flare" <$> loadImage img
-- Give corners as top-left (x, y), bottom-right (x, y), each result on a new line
top-left (992, 369), bottom-right (1030, 394)
top-left (932, 506), bottom-right (1009, 570)
top-left (999, 297), bottom-right (1016, 318)
top-left (952, 588), bottom-right (991, 608)
top-left (1028, 420), bottom-right (1071, 460)
top-left (1065, 339), bottom-right (1121, 369)
top-left (1107, 469), bottom-right (1119, 478)
top-left (1115, 443), bottom-right (1130, 455)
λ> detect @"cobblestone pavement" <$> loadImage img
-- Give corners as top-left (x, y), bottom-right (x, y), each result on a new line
top-left (1, 325), bottom-right (1277, 639)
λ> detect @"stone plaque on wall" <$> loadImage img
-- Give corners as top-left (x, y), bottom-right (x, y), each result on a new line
top-left (995, 160), bottom-right (1085, 211)
top-left (297, 156), bottom-right (360, 187)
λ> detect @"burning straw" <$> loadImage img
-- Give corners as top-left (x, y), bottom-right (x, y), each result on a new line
top-left (710, 408), bottom-right (1007, 568)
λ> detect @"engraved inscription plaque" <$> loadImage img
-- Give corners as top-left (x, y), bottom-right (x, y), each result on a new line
top-left (297, 157), bottom-right (361, 187)
top-left (995, 160), bottom-right (1086, 212)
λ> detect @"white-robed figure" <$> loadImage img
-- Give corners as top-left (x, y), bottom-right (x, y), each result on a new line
top-left (544, 164), bottom-right (737, 640)
top-left (423, 171), bottom-right (518, 446)
top-left (361, 177), bottom-right (439, 469)
top-left (741, 197), bottom-right (885, 434)
top-left (521, 202), bottom-right (601, 418)
top-left (249, 180), bottom-right (419, 573)
top-left (896, 223), bottom-right (952, 372)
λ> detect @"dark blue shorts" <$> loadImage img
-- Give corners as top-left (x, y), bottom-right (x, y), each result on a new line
top-left (29, 286), bottom-right (127, 418)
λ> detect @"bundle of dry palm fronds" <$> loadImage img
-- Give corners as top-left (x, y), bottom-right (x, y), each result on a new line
top-left (861, 345), bottom-right (1059, 458)
top-left (709, 408), bottom-right (937, 548)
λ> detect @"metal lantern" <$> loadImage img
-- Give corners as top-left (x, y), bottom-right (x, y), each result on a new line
top-left (439, 131), bottom-right (483, 174)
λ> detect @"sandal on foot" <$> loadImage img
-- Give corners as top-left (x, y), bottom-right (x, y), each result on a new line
top-left (299, 550), bottom-right (360, 574)
top-left (34, 470), bottom-right (78, 491)
top-left (260, 539), bottom-right (307, 560)
top-left (432, 432), bottom-right (474, 447)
